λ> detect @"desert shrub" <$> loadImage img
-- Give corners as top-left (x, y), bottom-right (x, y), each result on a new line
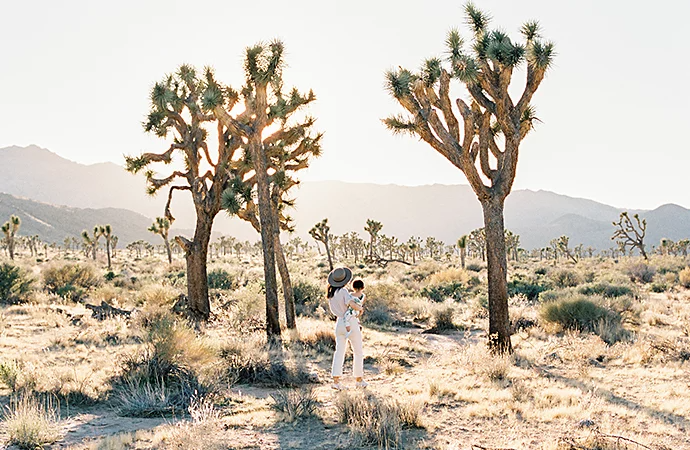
top-left (550, 269), bottom-right (582, 288)
top-left (427, 268), bottom-right (469, 286)
top-left (540, 295), bottom-right (628, 343)
top-left (650, 281), bottom-right (668, 293)
top-left (0, 263), bottom-right (33, 305)
top-left (420, 283), bottom-right (466, 302)
top-left (652, 255), bottom-right (686, 274)
top-left (335, 390), bottom-right (423, 448)
top-left (0, 360), bottom-right (21, 392)
top-left (3, 394), bottom-right (62, 449)
top-left (679, 267), bottom-right (690, 288)
top-left (207, 268), bottom-right (235, 290)
top-left (163, 270), bottom-right (186, 287)
top-left (270, 387), bottom-right (318, 422)
top-left (424, 306), bottom-right (460, 334)
top-left (43, 262), bottom-right (99, 301)
top-left (508, 277), bottom-right (548, 301)
top-left (625, 262), bottom-right (655, 284)
top-left (112, 311), bottom-right (216, 416)
top-left (225, 282), bottom-right (265, 332)
top-left (293, 279), bottom-right (326, 316)
top-left (465, 262), bottom-right (484, 272)
top-left (534, 266), bottom-right (549, 276)
top-left (361, 283), bottom-right (403, 326)
top-left (294, 328), bottom-right (335, 354)
top-left (577, 282), bottom-right (634, 298)
top-left (221, 335), bottom-right (312, 387)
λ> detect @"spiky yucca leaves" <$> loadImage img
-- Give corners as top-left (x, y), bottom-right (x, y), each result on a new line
top-left (125, 65), bottom-right (247, 321)
top-left (81, 226), bottom-right (103, 261)
top-left (384, 3), bottom-right (554, 354)
top-left (1, 215), bottom-right (21, 261)
top-left (149, 217), bottom-right (172, 264)
top-left (309, 219), bottom-right (333, 271)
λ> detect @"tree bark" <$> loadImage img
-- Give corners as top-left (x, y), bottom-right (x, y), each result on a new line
top-left (482, 198), bottom-right (513, 354)
top-left (180, 217), bottom-right (213, 320)
top-left (164, 236), bottom-right (172, 264)
top-left (325, 238), bottom-right (334, 272)
top-left (274, 233), bottom-right (296, 329)
top-left (460, 248), bottom-right (466, 269)
top-left (251, 140), bottom-right (281, 339)
top-left (106, 241), bottom-right (112, 270)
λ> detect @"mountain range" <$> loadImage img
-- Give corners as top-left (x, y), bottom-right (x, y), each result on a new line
top-left (1, 144), bottom-right (689, 250)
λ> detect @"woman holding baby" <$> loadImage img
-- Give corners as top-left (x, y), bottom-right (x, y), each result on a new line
top-left (327, 267), bottom-right (367, 390)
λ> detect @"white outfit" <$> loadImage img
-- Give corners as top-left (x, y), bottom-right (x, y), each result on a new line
top-left (344, 293), bottom-right (365, 336)
top-left (329, 287), bottom-right (364, 378)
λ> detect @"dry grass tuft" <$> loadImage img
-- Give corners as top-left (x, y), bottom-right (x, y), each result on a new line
top-left (335, 390), bottom-right (424, 448)
top-left (270, 387), bottom-right (318, 422)
top-left (2, 394), bottom-right (62, 449)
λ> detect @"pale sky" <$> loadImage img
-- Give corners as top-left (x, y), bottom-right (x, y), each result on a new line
top-left (1, 0), bottom-right (689, 210)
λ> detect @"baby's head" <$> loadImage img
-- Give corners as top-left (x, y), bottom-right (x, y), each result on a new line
top-left (352, 279), bottom-right (364, 291)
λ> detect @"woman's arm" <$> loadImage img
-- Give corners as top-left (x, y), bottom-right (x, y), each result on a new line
top-left (344, 292), bottom-right (364, 311)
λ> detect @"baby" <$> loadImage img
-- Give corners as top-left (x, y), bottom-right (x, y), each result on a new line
top-left (344, 279), bottom-right (365, 337)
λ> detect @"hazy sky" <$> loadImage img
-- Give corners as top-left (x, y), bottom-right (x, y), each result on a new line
top-left (2, 0), bottom-right (689, 210)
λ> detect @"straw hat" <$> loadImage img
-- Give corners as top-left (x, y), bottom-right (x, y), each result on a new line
top-left (327, 267), bottom-right (353, 288)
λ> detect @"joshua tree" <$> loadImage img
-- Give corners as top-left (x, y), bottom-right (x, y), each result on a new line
top-left (468, 228), bottom-right (486, 261)
top-left (457, 235), bottom-right (468, 268)
top-left (505, 230), bottom-right (520, 262)
top-left (1, 215), bottom-right (21, 260)
top-left (82, 226), bottom-right (102, 260)
top-left (212, 41), bottom-right (320, 337)
top-left (125, 65), bottom-right (244, 321)
top-left (612, 212), bottom-right (648, 260)
top-left (364, 219), bottom-right (383, 259)
top-left (556, 235), bottom-right (577, 263)
top-left (407, 236), bottom-right (422, 264)
top-left (310, 218), bottom-right (333, 271)
top-left (102, 225), bottom-right (115, 270)
top-left (149, 217), bottom-right (172, 264)
top-left (385, 3), bottom-right (555, 352)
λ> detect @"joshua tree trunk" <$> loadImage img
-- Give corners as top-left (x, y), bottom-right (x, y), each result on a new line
top-left (164, 237), bottom-right (172, 264)
top-left (460, 249), bottom-right (466, 269)
top-left (177, 217), bottom-right (213, 320)
top-left (324, 237), bottom-right (334, 272)
top-left (106, 241), bottom-right (112, 270)
top-left (274, 233), bottom-right (296, 329)
top-left (482, 198), bottom-right (512, 354)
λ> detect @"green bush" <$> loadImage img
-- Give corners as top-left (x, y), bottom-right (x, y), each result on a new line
top-left (540, 295), bottom-right (628, 343)
top-left (550, 269), bottom-right (582, 288)
top-left (577, 282), bottom-right (634, 298)
top-left (421, 282), bottom-right (466, 302)
top-left (508, 277), bottom-right (547, 301)
top-left (465, 262), bottom-right (484, 272)
top-left (207, 268), bottom-right (235, 290)
top-left (534, 266), bottom-right (548, 276)
top-left (163, 270), bottom-right (186, 287)
top-left (0, 263), bottom-right (33, 304)
top-left (293, 279), bottom-right (326, 316)
top-left (43, 263), bottom-right (99, 301)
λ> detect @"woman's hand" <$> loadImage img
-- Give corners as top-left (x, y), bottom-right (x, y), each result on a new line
top-left (347, 299), bottom-right (363, 312)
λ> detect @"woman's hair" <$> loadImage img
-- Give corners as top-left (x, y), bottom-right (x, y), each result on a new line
top-left (327, 285), bottom-right (340, 299)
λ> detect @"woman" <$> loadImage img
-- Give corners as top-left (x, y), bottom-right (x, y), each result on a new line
top-left (327, 267), bottom-right (367, 390)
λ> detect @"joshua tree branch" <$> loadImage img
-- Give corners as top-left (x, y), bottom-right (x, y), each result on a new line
top-left (164, 185), bottom-right (191, 222)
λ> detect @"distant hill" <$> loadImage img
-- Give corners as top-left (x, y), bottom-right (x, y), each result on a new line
top-left (1, 145), bottom-right (689, 250)
top-left (0, 193), bottom-right (158, 244)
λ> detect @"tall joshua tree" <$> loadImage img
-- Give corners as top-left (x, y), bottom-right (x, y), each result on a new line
top-left (612, 212), bottom-right (648, 260)
top-left (211, 40), bottom-right (320, 337)
top-left (149, 217), bottom-right (172, 264)
top-left (2, 215), bottom-right (21, 260)
top-left (364, 219), bottom-right (383, 259)
top-left (384, 3), bottom-right (554, 353)
top-left (457, 235), bottom-right (468, 268)
top-left (126, 65), bottom-right (242, 320)
top-left (102, 225), bottom-right (115, 270)
top-left (309, 219), bottom-right (333, 271)
top-left (82, 226), bottom-right (102, 260)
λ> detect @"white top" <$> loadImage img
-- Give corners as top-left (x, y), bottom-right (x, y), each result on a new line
top-left (328, 287), bottom-right (359, 319)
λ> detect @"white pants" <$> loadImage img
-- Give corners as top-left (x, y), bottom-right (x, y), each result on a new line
top-left (331, 317), bottom-right (364, 378)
